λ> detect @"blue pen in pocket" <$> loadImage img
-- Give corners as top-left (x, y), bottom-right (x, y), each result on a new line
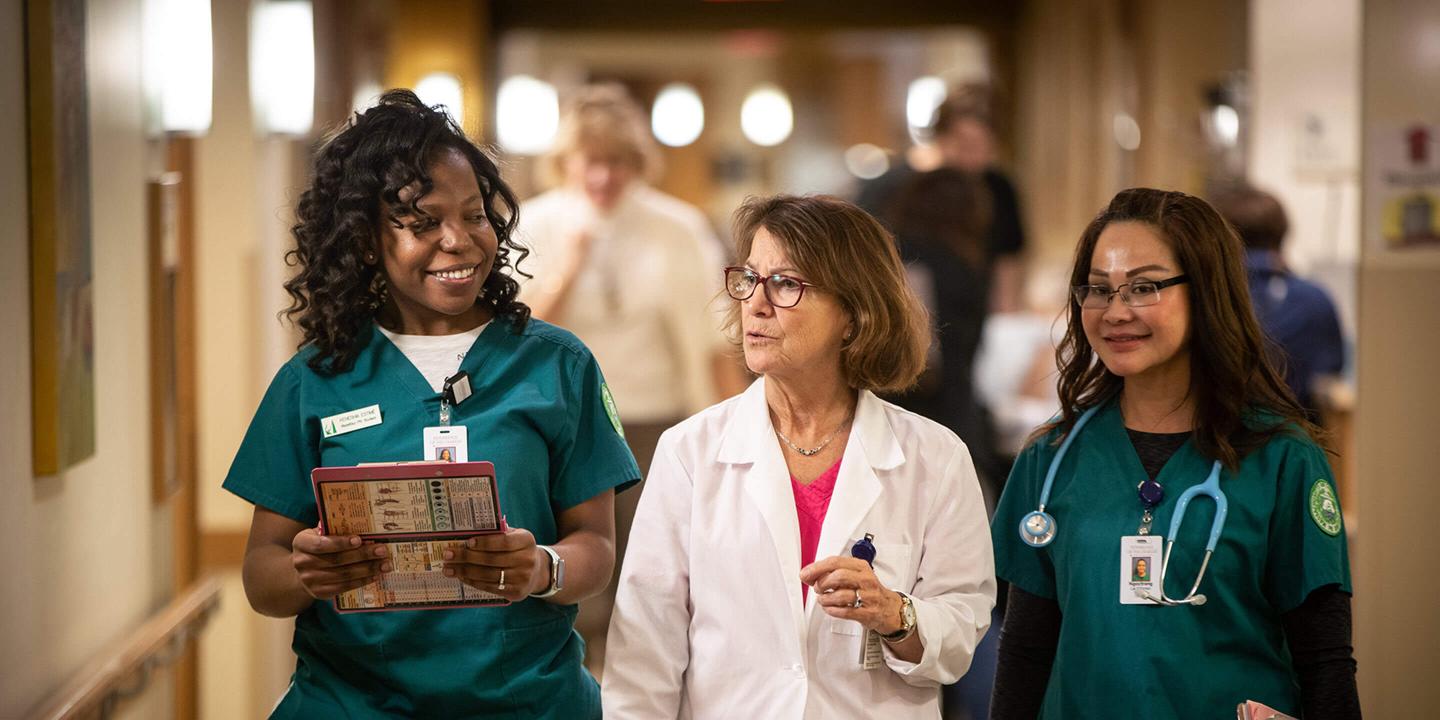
top-left (852, 533), bottom-right (876, 566)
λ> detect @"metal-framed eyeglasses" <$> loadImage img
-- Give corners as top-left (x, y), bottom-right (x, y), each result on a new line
top-left (1072, 275), bottom-right (1190, 309)
top-left (723, 266), bottom-right (819, 309)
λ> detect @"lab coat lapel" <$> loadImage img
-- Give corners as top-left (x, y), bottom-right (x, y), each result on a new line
top-left (805, 390), bottom-right (903, 617)
top-left (716, 378), bottom-right (807, 644)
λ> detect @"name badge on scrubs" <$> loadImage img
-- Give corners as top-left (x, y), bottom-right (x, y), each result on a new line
top-left (321, 404), bottom-right (382, 438)
top-left (1119, 535), bottom-right (1163, 605)
top-left (423, 426), bottom-right (468, 463)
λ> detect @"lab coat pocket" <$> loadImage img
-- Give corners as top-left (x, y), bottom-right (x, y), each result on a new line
top-left (870, 542), bottom-right (913, 591)
top-left (825, 543), bottom-right (912, 638)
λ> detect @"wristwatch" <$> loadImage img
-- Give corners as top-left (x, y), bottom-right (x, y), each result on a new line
top-left (530, 545), bottom-right (564, 598)
top-left (881, 591), bottom-right (917, 643)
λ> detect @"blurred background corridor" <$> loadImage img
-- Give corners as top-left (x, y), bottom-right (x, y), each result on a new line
top-left (2, 0), bottom-right (1438, 717)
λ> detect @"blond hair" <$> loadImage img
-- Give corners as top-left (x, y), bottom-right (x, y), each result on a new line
top-left (541, 83), bottom-right (662, 188)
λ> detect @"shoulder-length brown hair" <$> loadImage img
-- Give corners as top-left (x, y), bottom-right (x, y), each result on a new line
top-left (724, 194), bottom-right (930, 393)
top-left (1041, 187), bottom-right (1320, 469)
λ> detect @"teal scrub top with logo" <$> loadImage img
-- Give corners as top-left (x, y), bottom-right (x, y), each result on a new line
top-left (990, 399), bottom-right (1350, 719)
top-left (223, 318), bottom-right (640, 719)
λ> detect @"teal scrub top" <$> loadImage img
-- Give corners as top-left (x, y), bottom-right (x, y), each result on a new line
top-left (223, 318), bottom-right (640, 719)
top-left (991, 398), bottom-right (1350, 719)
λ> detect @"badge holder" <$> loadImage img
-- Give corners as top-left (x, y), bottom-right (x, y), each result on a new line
top-left (423, 371), bottom-right (473, 462)
top-left (850, 533), bottom-right (886, 670)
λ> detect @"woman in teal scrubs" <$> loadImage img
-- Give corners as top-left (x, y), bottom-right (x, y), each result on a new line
top-left (990, 189), bottom-right (1358, 718)
top-left (224, 90), bottom-right (639, 718)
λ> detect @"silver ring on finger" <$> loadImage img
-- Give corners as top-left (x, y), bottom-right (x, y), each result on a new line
top-left (852, 589), bottom-right (863, 608)
top-left (497, 569), bottom-right (506, 591)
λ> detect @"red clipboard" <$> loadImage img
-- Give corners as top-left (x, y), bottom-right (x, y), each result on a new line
top-left (311, 461), bottom-right (509, 612)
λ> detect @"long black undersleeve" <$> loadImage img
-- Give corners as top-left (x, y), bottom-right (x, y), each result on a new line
top-left (990, 586), bottom-right (1062, 720)
top-left (1283, 584), bottom-right (1361, 719)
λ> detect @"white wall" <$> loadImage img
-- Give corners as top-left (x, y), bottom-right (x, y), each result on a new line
top-left (0, 0), bottom-right (170, 715)
top-left (192, 3), bottom-right (302, 718)
top-left (1354, 0), bottom-right (1440, 714)
top-left (1248, 0), bottom-right (1361, 337)
top-left (195, 0), bottom-right (264, 536)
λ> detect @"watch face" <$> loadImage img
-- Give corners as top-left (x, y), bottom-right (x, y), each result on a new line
top-left (553, 554), bottom-right (565, 591)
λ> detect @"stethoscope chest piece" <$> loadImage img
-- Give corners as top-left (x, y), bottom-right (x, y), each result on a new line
top-left (1020, 510), bottom-right (1057, 547)
top-left (1019, 405), bottom-right (1102, 549)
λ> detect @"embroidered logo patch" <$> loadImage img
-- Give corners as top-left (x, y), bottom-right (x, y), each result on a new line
top-left (601, 383), bottom-right (625, 438)
top-left (1308, 479), bottom-right (1343, 536)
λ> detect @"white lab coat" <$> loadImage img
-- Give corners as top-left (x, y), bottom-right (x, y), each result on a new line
top-left (602, 377), bottom-right (996, 719)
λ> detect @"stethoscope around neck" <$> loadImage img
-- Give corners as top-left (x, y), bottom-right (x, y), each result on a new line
top-left (1019, 404), bottom-right (1230, 606)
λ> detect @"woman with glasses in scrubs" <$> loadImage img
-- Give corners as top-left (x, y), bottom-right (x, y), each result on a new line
top-left (602, 195), bottom-right (995, 719)
top-left (223, 89), bottom-right (639, 719)
top-left (989, 189), bottom-right (1359, 719)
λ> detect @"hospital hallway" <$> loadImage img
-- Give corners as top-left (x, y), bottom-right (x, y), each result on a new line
top-left (3, 0), bottom-right (1439, 717)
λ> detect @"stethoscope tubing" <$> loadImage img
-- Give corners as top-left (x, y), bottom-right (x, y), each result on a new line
top-left (1021, 402), bottom-right (1230, 607)
top-left (1017, 405), bottom-right (1102, 547)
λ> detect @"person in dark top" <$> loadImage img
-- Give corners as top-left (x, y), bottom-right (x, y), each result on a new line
top-left (989, 188), bottom-right (1359, 719)
top-left (1210, 184), bottom-right (1345, 422)
top-left (855, 88), bottom-right (1028, 313)
top-left (883, 168), bottom-right (1001, 487)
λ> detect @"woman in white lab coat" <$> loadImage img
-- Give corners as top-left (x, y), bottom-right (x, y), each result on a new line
top-left (603, 195), bottom-right (996, 719)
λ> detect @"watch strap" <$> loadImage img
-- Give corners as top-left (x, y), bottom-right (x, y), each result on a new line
top-left (881, 591), bottom-right (917, 643)
top-left (529, 544), bottom-right (563, 598)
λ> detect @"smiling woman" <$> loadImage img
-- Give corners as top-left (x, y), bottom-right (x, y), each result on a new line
top-left (989, 188), bottom-right (1358, 720)
top-left (373, 146), bottom-right (500, 335)
top-left (221, 89), bottom-right (641, 719)
top-left (283, 91), bottom-right (529, 371)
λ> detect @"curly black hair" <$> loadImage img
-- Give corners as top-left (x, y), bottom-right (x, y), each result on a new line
top-left (283, 89), bottom-right (530, 374)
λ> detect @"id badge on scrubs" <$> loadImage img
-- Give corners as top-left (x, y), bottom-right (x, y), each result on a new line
top-left (1119, 535), bottom-right (1162, 605)
top-left (423, 426), bottom-right (468, 463)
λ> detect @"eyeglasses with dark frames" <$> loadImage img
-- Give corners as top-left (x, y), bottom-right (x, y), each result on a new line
top-left (1072, 274), bottom-right (1190, 309)
top-left (723, 266), bottom-right (819, 309)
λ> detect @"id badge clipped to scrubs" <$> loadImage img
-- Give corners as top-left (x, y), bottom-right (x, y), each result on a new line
top-left (423, 426), bottom-right (468, 463)
top-left (1119, 535), bottom-right (1163, 605)
top-left (423, 371), bottom-right (472, 462)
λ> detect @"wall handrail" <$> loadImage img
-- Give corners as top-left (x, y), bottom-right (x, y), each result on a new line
top-left (27, 575), bottom-right (222, 720)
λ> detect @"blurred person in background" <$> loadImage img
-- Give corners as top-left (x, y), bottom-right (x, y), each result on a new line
top-left (884, 168), bottom-right (1000, 491)
top-left (1209, 184), bottom-right (1345, 424)
top-left (856, 84), bottom-right (1028, 315)
top-left (517, 83), bottom-right (739, 675)
top-left (883, 169), bottom-right (1006, 720)
top-left (603, 194), bottom-right (995, 719)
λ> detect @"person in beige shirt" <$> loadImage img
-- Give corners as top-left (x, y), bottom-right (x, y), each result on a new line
top-left (518, 83), bottom-right (745, 674)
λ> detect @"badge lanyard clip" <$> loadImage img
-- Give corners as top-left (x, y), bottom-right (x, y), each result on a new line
top-left (440, 371), bottom-right (473, 427)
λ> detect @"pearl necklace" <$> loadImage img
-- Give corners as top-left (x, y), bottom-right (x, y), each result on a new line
top-left (775, 416), bottom-right (852, 457)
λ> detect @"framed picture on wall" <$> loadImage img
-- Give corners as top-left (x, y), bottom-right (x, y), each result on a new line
top-left (27, 0), bottom-right (96, 476)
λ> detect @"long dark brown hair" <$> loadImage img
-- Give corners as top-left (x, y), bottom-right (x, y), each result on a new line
top-left (1040, 188), bottom-right (1320, 469)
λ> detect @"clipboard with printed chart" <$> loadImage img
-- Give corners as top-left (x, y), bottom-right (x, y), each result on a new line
top-left (312, 461), bottom-right (508, 613)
